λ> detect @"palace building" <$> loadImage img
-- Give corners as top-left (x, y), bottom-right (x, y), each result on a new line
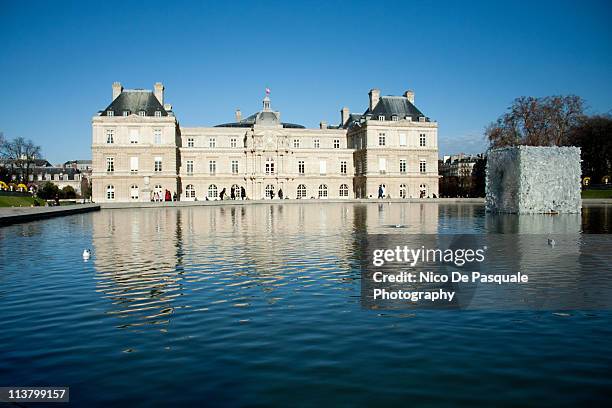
top-left (91, 83), bottom-right (438, 202)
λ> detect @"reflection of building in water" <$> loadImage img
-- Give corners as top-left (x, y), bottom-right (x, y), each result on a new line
top-left (90, 203), bottom-right (440, 328)
top-left (92, 209), bottom-right (184, 329)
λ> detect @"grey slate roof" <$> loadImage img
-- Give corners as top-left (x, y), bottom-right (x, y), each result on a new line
top-left (344, 95), bottom-right (429, 128)
top-left (215, 111), bottom-right (305, 128)
top-left (367, 96), bottom-right (427, 121)
top-left (100, 90), bottom-right (168, 116)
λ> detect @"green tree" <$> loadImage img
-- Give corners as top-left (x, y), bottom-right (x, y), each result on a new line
top-left (37, 181), bottom-right (59, 199)
top-left (566, 114), bottom-right (612, 183)
top-left (61, 185), bottom-right (76, 199)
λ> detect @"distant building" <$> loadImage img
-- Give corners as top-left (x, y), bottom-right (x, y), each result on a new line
top-left (91, 82), bottom-right (439, 202)
top-left (0, 158), bottom-right (89, 195)
top-left (439, 153), bottom-right (484, 178)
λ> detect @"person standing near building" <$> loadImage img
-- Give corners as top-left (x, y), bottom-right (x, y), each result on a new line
top-left (240, 186), bottom-right (246, 200)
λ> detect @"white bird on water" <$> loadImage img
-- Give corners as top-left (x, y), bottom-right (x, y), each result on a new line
top-left (82, 249), bottom-right (91, 260)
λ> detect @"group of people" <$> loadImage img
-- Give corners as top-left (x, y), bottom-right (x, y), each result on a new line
top-left (214, 186), bottom-right (247, 201)
top-left (151, 189), bottom-right (177, 202)
top-left (376, 185), bottom-right (437, 199)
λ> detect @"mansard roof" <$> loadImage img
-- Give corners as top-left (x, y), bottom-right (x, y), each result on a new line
top-left (215, 110), bottom-right (305, 129)
top-left (366, 96), bottom-right (427, 121)
top-left (344, 95), bottom-right (429, 128)
top-left (100, 90), bottom-right (168, 116)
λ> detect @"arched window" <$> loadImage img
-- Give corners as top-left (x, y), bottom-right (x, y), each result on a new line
top-left (297, 184), bottom-right (306, 199)
top-left (185, 184), bottom-right (196, 199)
top-left (208, 184), bottom-right (218, 199)
top-left (399, 184), bottom-right (407, 199)
top-left (106, 185), bottom-right (115, 200)
top-left (130, 184), bottom-right (139, 200)
top-left (318, 184), bottom-right (328, 199)
top-left (265, 184), bottom-right (275, 198)
top-left (231, 184), bottom-right (241, 197)
top-left (339, 184), bottom-right (349, 197)
top-left (419, 183), bottom-right (427, 198)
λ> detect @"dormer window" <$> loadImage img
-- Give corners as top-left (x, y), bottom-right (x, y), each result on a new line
top-left (154, 111), bottom-right (161, 117)
top-left (123, 111), bottom-right (129, 116)
top-left (392, 115), bottom-right (398, 121)
top-left (107, 110), bottom-right (114, 117)
top-left (419, 116), bottom-right (426, 122)
top-left (138, 111), bottom-right (146, 117)
top-left (378, 115), bottom-right (385, 121)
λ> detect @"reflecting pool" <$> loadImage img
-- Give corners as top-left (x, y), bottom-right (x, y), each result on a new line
top-left (1, 203), bottom-right (611, 407)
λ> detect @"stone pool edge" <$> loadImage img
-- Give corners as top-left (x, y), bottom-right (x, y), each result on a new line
top-left (0, 203), bottom-right (101, 227)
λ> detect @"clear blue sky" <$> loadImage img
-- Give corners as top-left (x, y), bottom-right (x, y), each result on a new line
top-left (1, 0), bottom-right (610, 163)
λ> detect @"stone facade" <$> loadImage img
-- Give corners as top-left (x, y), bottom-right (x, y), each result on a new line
top-left (486, 146), bottom-right (582, 213)
top-left (92, 83), bottom-right (439, 202)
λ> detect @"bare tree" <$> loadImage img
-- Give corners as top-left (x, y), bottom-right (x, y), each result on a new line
top-left (486, 95), bottom-right (585, 148)
top-left (0, 135), bottom-right (42, 182)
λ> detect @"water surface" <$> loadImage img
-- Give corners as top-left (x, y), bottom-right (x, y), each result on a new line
top-left (1, 203), bottom-right (611, 407)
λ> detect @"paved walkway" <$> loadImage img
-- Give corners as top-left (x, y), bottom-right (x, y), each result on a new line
top-left (0, 204), bottom-right (100, 226)
top-left (99, 197), bottom-right (486, 209)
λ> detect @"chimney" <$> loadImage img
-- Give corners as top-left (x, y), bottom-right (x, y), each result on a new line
top-left (320, 121), bottom-right (328, 129)
top-left (404, 90), bottom-right (415, 104)
top-left (112, 82), bottom-right (123, 100)
top-left (235, 108), bottom-right (242, 122)
top-left (154, 82), bottom-right (164, 105)
top-left (341, 107), bottom-right (350, 126)
top-left (369, 88), bottom-right (380, 111)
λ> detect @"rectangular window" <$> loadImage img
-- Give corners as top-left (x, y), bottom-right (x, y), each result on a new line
top-left (314, 139), bottom-right (320, 149)
top-left (319, 160), bottom-right (326, 175)
top-left (186, 160), bottom-right (194, 175)
top-left (209, 160), bottom-right (216, 175)
top-left (230, 138), bottom-right (237, 148)
top-left (265, 158), bottom-right (275, 174)
top-left (400, 159), bottom-right (406, 174)
top-left (138, 111), bottom-right (146, 117)
top-left (420, 133), bottom-right (426, 147)
top-left (154, 157), bottom-right (163, 172)
top-left (293, 139), bottom-right (300, 148)
top-left (187, 138), bottom-right (194, 148)
top-left (298, 160), bottom-right (305, 175)
top-left (378, 133), bottom-right (386, 146)
top-left (333, 139), bottom-right (340, 148)
top-left (209, 137), bottom-right (216, 148)
top-left (154, 129), bottom-right (162, 145)
top-left (106, 157), bottom-right (114, 172)
top-left (130, 156), bottom-right (138, 173)
top-left (106, 129), bottom-right (114, 144)
top-left (340, 160), bottom-right (347, 174)
top-left (378, 115), bottom-right (385, 121)
top-left (399, 133), bottom-right (407, 146)
top-left (154, 111), bottom-right (162, 117)
top-left (379, 157), bottom-right (386, 174)
top-left (123, 111), bottom-right (129, 116)
top-left (420, 159), bottom-right (427, 173)
top-left (129, 129), bottom-right (139, 144)
top-left (392, 115), bottom-right (398, 121)
top-left (107, 110), bottom-right (114, 117)
top-left (231, 160), bottom-right (239, 174)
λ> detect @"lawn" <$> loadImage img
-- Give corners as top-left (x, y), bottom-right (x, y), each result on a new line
top-left (0, 195), bottom-right (47, 207)
top-left (581, 189), bottom-right (612, 199)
